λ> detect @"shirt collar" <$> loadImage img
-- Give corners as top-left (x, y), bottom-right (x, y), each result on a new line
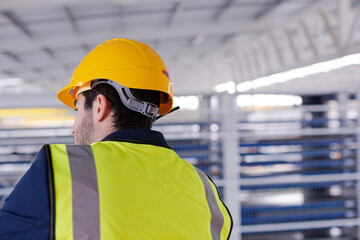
top-left (101, 128), bottom-right (170, 149)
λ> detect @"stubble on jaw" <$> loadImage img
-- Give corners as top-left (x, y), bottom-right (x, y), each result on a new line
top-left (74, 110), bottom-right (95, 145)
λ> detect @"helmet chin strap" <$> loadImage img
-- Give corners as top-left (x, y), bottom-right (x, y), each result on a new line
top-left (155, 106), bottom-right (180, 121)
top-left (91, 79), bottom-right (159, 122)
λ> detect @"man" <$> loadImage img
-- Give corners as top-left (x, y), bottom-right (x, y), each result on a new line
top-left (0, 38), bottom-right (232, 239)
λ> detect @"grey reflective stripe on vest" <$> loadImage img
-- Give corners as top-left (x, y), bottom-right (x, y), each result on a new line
top-left (195, 168), bottom-right (224, 240)
top-left (66, 145), bottom-right (101, 240)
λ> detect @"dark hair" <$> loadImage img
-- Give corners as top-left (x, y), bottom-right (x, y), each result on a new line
top-left (82, 82), bottom-right (160, 130)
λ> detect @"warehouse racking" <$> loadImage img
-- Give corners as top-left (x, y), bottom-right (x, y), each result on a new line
top-left (0, 92), bottom-right (360, 240)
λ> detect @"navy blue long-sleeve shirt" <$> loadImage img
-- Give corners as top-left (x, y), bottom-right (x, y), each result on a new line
top-left (0, 148), bottom-right (50, 239)
top-left (0, 129), bottom-right (170, 240)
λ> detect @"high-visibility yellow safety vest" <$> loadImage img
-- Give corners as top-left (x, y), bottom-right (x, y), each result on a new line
top-left (45, 141), bottom-right (232, 240)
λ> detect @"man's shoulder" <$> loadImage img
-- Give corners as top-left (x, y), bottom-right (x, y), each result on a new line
top-left (34, 146), bottom-right (48, 164)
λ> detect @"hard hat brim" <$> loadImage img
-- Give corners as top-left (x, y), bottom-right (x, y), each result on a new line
top-left (57, 73), bottom-right (173, 115)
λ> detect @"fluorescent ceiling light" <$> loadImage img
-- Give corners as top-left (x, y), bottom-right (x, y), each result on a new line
top-left (0, 78), bottom-right (23, 88)
top-left (237, 52), bottom-right (360, 92)
top-left (214, 81), bottom-right (236, 94)
top-left (192, 34), bottom-right (206, 46)
top-left (173, 95), bottom-right (199, 110)
top-left (237, 94), bottom-right (302, 107)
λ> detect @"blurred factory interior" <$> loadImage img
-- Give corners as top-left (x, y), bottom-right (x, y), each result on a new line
top-left (2, 0), bottom-right (360, 239)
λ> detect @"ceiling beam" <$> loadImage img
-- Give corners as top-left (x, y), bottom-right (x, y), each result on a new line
top-left (268, 33), bottom-right (284, 67)
top-left (284, 29), bottom-right (299, 63)
top-left (253, 0), bottom-right (329, 32)
top-left (226, 0), bottom-right (350, 86)
top-left (251, 46), bottom-right (261, 76)
top-left (221, 33), bottom-right (235, 44)
top-left (42, 47), bottom-right (55, 59)
top-left (1, 11), bottom-right (33, 39)
top-left (338, 0), bottom-right (351, 48)
top-left (300, 20), bottom-right (318, 57)
top-left (254, 0), bottom-right (283, 20)
top-left (0, 19), bottom-right (260, 52)
top-left (63, 6), bottom-right (80, 35)
top-left (1, 49), bottom-right (56, 82)
top-left (259, 41), bottom-right (271, 76)
top-left (1, 70), bottom-right (14, 76)
top-left (212, 0), bottom-right (236, 22)
top-left (82, 44), bottom-right (91, 53)
top-left (63, 6), bottom-right (94, 56)
top-left (31, 67), bottom-right (41, 73)
top-left (345, 0), bottom-right (360, 51)
top-left (167, 2), bottom-right (182, 26)
top-left (319, 10), bottom-right (341, 52)
top-left (2, 51), bottom-right (21, 63)
top-left (0, 0), bottom-right (191, 11)
top-left (42, 47), bottom-right (69, 72)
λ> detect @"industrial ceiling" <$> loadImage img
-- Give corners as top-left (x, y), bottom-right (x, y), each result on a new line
top-left (0, 0), bottom-right (360, 108)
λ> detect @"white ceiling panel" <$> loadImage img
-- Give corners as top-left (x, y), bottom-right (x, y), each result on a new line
top-left (28, 21), bottom-right (73, 38)
top-left (53, 46), bottom-right (86, 64)
top-left (0, 23), bottom-right (27, 42)
top-left (125, 2), bottom-right (173, 12)
top-left (69, 3), bottom-right (122, 16)
top-left (18, 51), bottom-right (52, 66)
top-left (0, 0), bottom-right (360, 109)
top-left (16, 6), bottom-right (65, 22)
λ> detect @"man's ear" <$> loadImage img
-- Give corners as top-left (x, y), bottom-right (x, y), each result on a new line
top-left (93, 94), bottom-right (112, 122)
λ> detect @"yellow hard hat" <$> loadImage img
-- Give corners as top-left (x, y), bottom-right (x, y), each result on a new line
top-left (57, 38), bottom-right (174, 115)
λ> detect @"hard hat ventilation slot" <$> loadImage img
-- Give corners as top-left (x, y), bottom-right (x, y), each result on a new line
top-left (121, 88), bottom-right (129, 100)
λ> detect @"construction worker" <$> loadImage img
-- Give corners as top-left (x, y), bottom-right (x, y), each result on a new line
top-left (0, 38), bottom-right (232, 239)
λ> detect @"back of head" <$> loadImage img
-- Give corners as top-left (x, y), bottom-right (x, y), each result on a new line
top-left (82, 83), bottom-right (160, 130)
top-left (57, 38), bottom-right (174, 128)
